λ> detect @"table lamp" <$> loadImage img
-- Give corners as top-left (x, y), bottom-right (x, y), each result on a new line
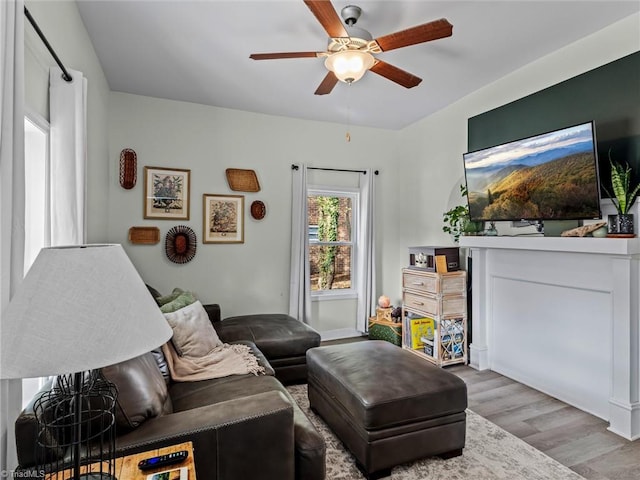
top-left (0, 245), bottom-right (173, 479)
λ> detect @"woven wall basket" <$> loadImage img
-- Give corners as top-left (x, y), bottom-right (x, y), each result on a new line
top-left (225, 168), bottom-right (260, 192)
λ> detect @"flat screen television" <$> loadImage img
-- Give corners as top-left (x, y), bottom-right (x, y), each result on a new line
top-left (463, 121), bottom-right (602, 223)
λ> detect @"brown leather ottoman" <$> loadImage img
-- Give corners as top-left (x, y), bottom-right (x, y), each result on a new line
top-left (307, 341), bottom-right (467, 479)
top-left (216, 313), bottom-right (321, 384)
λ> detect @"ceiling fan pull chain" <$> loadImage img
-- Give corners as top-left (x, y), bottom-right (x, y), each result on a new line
top-left (346, 84), bottom-right (351, 142)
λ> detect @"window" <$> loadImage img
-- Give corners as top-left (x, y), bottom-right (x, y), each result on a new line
top-left (308, 187), bottom-right (358, 298)
top-left (24, 115), bottom-right (49, 273)
top-left (22, 114), bottom-right (50, 407)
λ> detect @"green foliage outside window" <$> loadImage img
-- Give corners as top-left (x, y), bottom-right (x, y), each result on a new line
top-left (317, 196), bottom-right (339, 289)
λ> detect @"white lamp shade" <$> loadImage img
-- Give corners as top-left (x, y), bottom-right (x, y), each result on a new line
top-left (325, 50), bottom-right (375, 84)
top-left (0, 244), bottom-right (173, 379)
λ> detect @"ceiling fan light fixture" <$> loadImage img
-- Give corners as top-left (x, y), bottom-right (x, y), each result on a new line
top-left (325, 50), bottom-right (374, 84)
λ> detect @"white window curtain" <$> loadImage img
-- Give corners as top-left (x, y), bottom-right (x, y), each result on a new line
top-left (289, 164), bottom-right (312, 324)
top-left (49, 66), bottom-right (87, 246)
top-left (0, 0), bottom-right (25, 472)
top-left (355, 169), bottom-right (376, 332)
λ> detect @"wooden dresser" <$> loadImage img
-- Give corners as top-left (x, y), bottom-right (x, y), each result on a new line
top-left (401, 268), bottom-right (467, 366)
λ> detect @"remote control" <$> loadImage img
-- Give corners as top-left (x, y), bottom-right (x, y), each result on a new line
top-left (138, 450), bottom-right (189, 471)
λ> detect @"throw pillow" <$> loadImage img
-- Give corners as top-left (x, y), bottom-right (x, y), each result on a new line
top-left (155, 287), bottom-right (185, 307)
top-left (146, 284), bottom-right (163, 301)
top-left (160, 291), bottom-right (196, 314)
top-left (151, 348), bottom-right (170, 384)
top-left (101, 352), bottom-right (173, 432)
top-left (164, 300), bottom-right (222, 357)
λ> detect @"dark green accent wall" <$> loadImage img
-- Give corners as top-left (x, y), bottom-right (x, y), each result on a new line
top-left (467, 52), bottom-right (640, 193)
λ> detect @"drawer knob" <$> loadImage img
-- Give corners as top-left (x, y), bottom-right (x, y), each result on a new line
top-left (412, 281), bottom-right (424, 286)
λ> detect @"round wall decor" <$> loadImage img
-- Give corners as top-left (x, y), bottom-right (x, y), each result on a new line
top-left (250, 200), bottom-right (266, 220)
top-left (165, 225), bottom-right (197, 264)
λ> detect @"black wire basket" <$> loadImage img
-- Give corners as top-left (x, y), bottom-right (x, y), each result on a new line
top-left (33, 370), bottom-right (117, 479)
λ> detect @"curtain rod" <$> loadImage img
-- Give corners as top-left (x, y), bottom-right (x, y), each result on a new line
top-left (291, 165), bottom-right (379, 175)
top-left (24, 7), bottom-right (73, 82)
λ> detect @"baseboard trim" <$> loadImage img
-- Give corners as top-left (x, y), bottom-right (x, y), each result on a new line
top-left (320, 328), bottom-right (366, 342)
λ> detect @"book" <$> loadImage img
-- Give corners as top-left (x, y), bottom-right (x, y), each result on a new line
top-left (435, 254), bottom-right (448, 273)
top-left (147, 467), bottom-right (188, 480)
top-left (421, 335), bottom-right (437, 358)
top-left (408, 317), bottom-right (434, 349)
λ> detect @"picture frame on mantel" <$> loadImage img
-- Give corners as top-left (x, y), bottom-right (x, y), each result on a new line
top-left (203, 194), bottom-right (244, 244)
top-left (144, 166), bottom-right (190, 220)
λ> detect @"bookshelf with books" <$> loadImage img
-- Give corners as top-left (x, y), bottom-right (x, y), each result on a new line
top-left (401, 268), bottom-right (467, 366)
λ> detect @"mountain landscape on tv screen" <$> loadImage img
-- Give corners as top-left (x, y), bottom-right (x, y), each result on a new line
top-left (465, 145), bottom-right (600, 221)
top-left (464, 122), bottom-right (601, 221)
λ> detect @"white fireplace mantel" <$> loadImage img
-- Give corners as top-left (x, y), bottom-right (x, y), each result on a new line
top-left (460, 235), bottom-right (640, 440)
top-left (460, 235), bottom-right (640, 255)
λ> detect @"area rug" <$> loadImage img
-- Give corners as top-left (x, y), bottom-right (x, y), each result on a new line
top-left (287, 384), bottom-right (584, 480)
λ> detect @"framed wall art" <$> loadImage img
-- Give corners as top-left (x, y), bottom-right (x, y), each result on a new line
top-left (203, 194), bottom-right (244, 244)
top-left (144, 166), bottom-right (191, 220)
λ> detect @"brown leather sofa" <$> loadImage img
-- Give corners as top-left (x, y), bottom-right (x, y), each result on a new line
top-left (15, 303), bottom-right (326, 480)
top-left (213, 312), bottom-right (322, 384)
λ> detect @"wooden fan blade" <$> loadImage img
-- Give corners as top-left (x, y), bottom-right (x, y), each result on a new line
top-left (374, 18), bottom-right (453, 52)
top-left (314, 71), bottom-right (339, 95)
top-left (250, 52), bottom-right (321, 60)
top-left (304, 0), bottom-right (348, 38)
top-left (370, 60), bottom-right (422, 89)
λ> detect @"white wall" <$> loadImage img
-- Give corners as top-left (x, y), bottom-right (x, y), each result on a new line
top-left (107, 94), bottom-right (399, 326)
top-left (24, 0), bottom-right (111, 242)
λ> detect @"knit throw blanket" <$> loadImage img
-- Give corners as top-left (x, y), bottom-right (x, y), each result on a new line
top-left (160, 299), bottom-right (265, 381)
top-left (161, 338), bottom-right (265, 382)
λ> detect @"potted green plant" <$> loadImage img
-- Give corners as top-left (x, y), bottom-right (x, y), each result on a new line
top-left (601, 153), bottom-right (640, 235)
top-left (443, 185), bottom-right (483, 242)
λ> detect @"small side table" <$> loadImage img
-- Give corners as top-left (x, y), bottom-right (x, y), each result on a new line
top-left (368, 317), bottom-right (402, 346)
top-left (46, 441), bottom-right (196, 479)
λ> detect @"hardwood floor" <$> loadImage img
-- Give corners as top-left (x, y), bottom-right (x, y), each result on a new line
top-left (320, 338), bottom-right (639, 479)
top-left (446, 365), bottom-right (640, 480)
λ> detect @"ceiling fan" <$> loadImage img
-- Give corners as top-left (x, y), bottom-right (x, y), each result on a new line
top-left (249, 0), bottom-right (453, 95)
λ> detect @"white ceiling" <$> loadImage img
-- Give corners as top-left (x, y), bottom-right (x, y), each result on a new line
top-left (76, 1), bottom-right (639, 130)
